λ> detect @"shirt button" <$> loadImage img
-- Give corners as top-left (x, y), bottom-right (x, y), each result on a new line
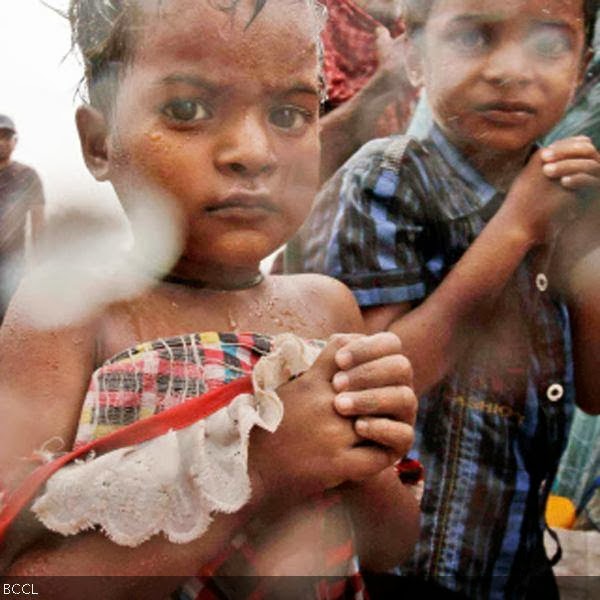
top-left (546, 383), bottom-right (564, 403)
top-left (536, 273), bottom-right (549, 292)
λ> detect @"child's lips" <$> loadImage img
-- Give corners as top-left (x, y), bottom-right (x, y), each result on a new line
top-left (476, 101), bottom-right (537, 126)
top-left (205, 191), bottom-right (278, 219)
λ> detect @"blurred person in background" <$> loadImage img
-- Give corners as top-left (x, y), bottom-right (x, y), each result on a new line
top-left (274, 0), bottom-right (417, 273)
top-left (0, 114), bottom-right (45, 323)
top-left (319, 0), bottom-right (417, 181)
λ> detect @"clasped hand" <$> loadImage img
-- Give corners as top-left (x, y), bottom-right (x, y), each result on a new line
top-left (250, 332), bottom-right (416, 501)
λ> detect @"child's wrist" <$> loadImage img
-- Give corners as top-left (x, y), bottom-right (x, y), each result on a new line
top-left (493, 203), bottom-right (539, 250)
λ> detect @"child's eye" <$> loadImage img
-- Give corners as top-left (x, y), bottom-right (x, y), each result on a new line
top-left (161, 99), bottom-right (211, 122)
top-left (451, 27), bottom-right (489, 52)
top-left (528, 29), bottom-right (571, 59)
top-left (269, 106), bottom-right (312, 132)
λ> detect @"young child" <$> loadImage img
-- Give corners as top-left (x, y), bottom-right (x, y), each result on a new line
top-left (291, 0), bottom-right (600, 597)
top-left (0, 0), bottom-right (421, 597)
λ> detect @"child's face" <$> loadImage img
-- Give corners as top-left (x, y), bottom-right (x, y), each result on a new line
top-left (410, 0), bottom-right (588, 155)
top-left (354, 1), bottom-right (404, 23)
top-left (0, 130), bottom-right (16, 162)
top-left (104, 0), bottom-right (320, 275)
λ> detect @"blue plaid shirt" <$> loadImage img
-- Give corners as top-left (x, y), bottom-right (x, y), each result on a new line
top-left (291, 127), bottom-right (575, 598)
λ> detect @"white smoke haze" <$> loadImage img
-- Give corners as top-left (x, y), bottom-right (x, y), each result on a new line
top-left (19, 188), bottom-right (183, 329)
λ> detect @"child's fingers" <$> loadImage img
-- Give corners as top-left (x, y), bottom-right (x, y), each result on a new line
top-left (332, 353), bottom-right (413, 392)
top-left (341, 445), bottom-right (396, 481)
top-left (560, 173), bottom-right (600, 191)
top-left (541, 137), bottom-right (599, 163)
top-left (542, 159), bottom-right (600, 180)
top-left (354, 418), bottom-right (414, 461)
top-left (312, 333), bottom-right (365, 380)
top-left (334, 331), bottom-right (402, 370)
top-left (334, 385), bottom-right (417, 425)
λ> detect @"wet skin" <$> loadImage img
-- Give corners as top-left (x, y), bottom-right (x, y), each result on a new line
top-left (409, 0), bottom-right (588, 175)
top-left (105, 0), bottom-right (321, 288)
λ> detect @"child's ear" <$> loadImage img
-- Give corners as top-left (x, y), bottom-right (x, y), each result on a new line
top-left (577, 47), bottom-right (594, 86)
top-left (402, 34), bottom-right (425, 88)
top-left (76, 105), bottom-right (110, 181)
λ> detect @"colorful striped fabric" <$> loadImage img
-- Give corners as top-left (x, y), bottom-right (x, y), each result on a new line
top-left (76, 332), bottom-right (271, 445)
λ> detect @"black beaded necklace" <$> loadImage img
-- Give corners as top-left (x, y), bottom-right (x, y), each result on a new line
top-left (162, 271), bottom-right (265, 291)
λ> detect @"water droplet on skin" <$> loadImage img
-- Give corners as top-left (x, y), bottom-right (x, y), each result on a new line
top-left (228, 309), bottom-right (238, 330)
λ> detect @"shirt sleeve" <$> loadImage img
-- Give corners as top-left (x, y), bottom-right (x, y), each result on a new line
top-left (25, 169), bottom-right (45, 208)
top-left (319, 140), bottom-right (430, 308)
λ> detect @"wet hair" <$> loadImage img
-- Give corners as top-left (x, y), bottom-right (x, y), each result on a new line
top-left (402, 0), bottom-right (598, 48)
top-left (67, 0), bottom-right (326, 111)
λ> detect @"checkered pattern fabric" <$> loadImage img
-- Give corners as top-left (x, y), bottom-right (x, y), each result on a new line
top-left (75, 332), bottom-right (270, 446)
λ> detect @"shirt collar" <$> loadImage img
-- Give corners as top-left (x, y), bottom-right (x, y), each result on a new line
top-left (429, 124), bottom-right (499, 207)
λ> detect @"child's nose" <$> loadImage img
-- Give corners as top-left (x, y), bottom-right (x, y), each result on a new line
top-left (214, 113), bottom-right (278, 178)
top-left (482, 42), bottom-right (533, 87)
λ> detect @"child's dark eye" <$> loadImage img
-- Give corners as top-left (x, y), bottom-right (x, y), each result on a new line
top-left (528, 29), bottom-right (571, 59)
top-left (269, 106), bottom-right (312, 132)
top-left (161, 99), bottom-right (211, 122)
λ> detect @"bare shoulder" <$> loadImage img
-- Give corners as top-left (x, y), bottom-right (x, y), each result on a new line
top-left (270, 274), bottom-right (365, 335)
top-left (1, 279), bottom-right (102, 365)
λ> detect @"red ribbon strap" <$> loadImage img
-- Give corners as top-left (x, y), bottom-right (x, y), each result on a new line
top-left (0, 375), bottom-right (254, 545)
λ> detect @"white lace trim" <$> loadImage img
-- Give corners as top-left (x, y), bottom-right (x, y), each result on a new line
top-left (32, 334), bottom-right (321, 547)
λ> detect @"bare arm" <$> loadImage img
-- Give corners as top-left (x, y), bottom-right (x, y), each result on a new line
top-left (0, 294), bottom-right (98, 491)
top-left (551, 201), bottom-right (600, 414)
top-left (344, 468), bottom-right (420, 571)
top-left (320, 29), bottom-right (414, 182)
top-left (7, 505), bottom-right (257, 599)
top-left (569, 275), bottom-right (600, 414)
top-left (365, 210), bottom-right (533, 394)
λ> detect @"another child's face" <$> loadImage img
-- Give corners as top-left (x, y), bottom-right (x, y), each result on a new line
top-left (413, 0), bottom-right (588, 154)
top-left (354, 0), bottom-right (404, 23)
top-left (106, 0), bottom-right (320, 271)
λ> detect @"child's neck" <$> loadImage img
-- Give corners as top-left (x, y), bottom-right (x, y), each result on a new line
top-left (462, 144), bottom-right (534, 193)
top-left (163, 271), bottom-right (264, 291)
top-left (167, 258), bottom-right (263, 292)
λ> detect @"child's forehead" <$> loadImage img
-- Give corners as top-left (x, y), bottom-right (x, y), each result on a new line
top-left (428, 0), bottom-right (584, 21)
top-left (131, 0), bottom-right (319, 74)
top-left (136, 0), bottom-right (317, 42)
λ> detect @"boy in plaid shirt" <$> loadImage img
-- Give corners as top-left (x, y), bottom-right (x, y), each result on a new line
top-left (293, 0), bottom-right (600, 596)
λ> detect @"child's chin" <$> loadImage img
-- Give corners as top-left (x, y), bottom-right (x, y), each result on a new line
top-left (209, 239), bottom-right (277, 267)
top-left (474, 132), bottom-right (539, 154)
